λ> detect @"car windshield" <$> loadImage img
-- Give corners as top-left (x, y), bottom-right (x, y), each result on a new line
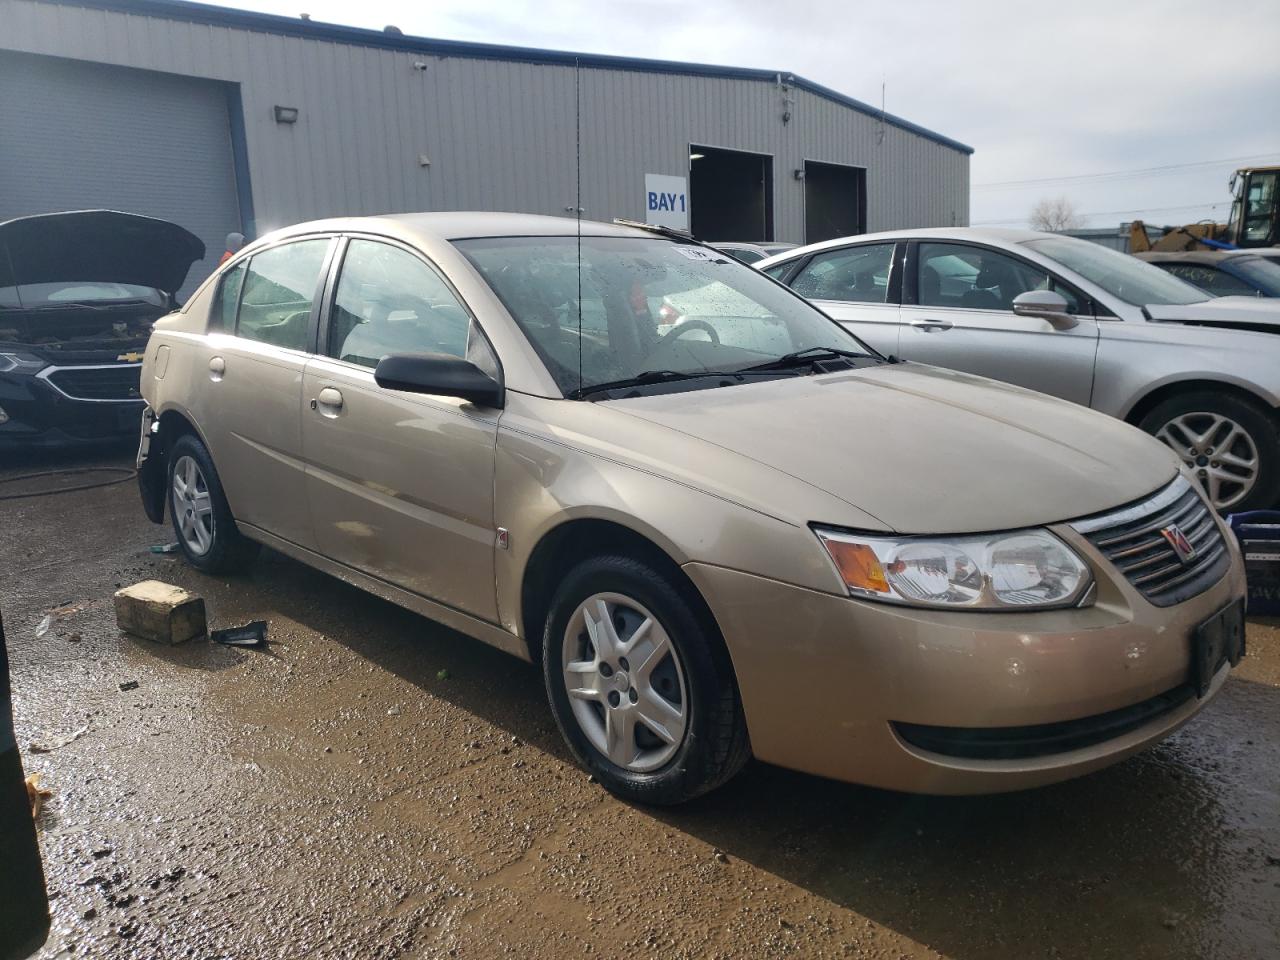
top-left (454, 235), bottom-right (875, 396)
top-left (0, 281), bottom-right (166, 309)
top-left (1023, 236), bottom-right (1209, 307)
top-left (1231, 256), bottom-right (1280, 297)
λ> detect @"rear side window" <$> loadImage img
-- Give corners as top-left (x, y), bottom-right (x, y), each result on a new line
top-left (789, 244), bottom-right (895, 304)
top-left (237, 239), bottom-right (331, 350)
top-left (328, 239), bottom-right (490, 372)
top-left (212, 261), bottom-right (245, 331)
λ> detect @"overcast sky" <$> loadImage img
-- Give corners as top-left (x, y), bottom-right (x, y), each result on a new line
top-left (217, 0), bottom-right (1279, 231)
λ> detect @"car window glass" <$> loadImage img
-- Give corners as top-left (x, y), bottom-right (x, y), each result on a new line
top-left (762, 262), bottom-right (791, 280)
top-left (790, 244), bottom-right (895, 303)
top-left (917, 242), bottom-right (1078, 313)
top-left (328, 239), bottom-right (489, 372)
top-left (237, 239), bottom-right (330, 350)
top-left (213, 261), bottom-right (246, 331)
top-left (1165, 264), bottom-right (1252, 297)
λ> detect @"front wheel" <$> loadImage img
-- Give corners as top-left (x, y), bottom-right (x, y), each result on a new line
top-left (543, 555), bottom-right (749, 805)
top-left (1139, 391), bottom-right (1280, 513)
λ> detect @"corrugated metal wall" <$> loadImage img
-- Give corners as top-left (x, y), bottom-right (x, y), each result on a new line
top-left (1, 0), bottom-right (969, 242)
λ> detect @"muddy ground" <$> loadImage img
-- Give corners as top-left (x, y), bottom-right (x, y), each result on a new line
top-left (2, 449), bottom-right (1278, 960)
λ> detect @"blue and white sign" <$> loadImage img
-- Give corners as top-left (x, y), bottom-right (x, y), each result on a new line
top-left (644, 173), bottom-right (689, 231)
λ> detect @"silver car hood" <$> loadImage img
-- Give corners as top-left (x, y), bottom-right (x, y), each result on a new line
top-left (1145, 297), bottom-right (1280, 330)
top-left (610, 363), bottom-right (1180, 534)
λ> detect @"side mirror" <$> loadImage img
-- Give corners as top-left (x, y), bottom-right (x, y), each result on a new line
top-left (374, 353), bottom-right (504, 408)
top-left (1012, 290), bottom-right (1078, 330)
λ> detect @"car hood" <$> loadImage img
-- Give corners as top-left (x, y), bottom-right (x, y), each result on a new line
top-left (0, 210), bottom-right (205, 295)
top-left (1145, 296), bottom-right (1280, 331)
top-left (608, 363), bottom-right (1180, 534)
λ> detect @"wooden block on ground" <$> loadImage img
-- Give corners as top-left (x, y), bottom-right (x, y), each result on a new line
top-left (113, 581), bottom-right (206, 645)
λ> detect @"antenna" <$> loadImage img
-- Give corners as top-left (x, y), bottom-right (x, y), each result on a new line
top-left (575, 57), bottom-right (583, 396)
top-left (877, 78), bottom-right (886, 145)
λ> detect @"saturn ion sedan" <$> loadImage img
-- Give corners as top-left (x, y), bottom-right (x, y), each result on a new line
top-left (135, 213), bottom-right (1246, 804)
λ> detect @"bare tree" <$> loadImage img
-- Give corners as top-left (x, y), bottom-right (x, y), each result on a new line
top-left (1029, 195), bottom-right (1083, 232)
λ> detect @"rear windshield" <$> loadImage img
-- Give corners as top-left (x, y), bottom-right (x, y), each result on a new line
top-left (1024, 236), bottom-right (1208, 307)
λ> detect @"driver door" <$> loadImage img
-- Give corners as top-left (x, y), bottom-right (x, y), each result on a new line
top-left (301, 237), bottom-right (502, 621)
top-left (896, 241), bottom-right (1099, 406)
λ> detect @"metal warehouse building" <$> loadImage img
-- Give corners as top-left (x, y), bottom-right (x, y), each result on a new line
top-left (0, 0), bottom-right (972, 292)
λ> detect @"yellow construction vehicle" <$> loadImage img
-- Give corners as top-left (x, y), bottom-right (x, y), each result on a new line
top-left (1130, 165), bottom-right (1279, 252)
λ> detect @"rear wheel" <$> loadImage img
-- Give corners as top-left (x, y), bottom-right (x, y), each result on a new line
top-left (167, 434), bottom-right (259, 573)
top-left (1139, 391), bottom-right (1279, 512)
top-left (543, 555), bottom-right (750, 805)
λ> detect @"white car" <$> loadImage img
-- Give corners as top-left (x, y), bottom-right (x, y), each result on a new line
top-left (760, 228), bottom-right (1280, 512)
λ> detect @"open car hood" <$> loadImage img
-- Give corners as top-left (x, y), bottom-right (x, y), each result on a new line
top-left (0, 210), bottom-right (205, 295)
top-left (1145, 297), bottom-right (1280, 331)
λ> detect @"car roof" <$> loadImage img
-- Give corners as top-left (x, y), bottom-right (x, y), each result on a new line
top-left (1135, 250), bottom-right (1260, 265)
top-left (256, 211), bottom-right (655, 245)
top-left (755, 226), bottom-right (1053, 266)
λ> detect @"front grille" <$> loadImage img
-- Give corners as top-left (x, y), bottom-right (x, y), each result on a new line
top-left (44, 364), bottom-right (143, 401)
top-left (1071, 477), bottom-right (1229, 607)
top-left (894, 685), bottom-right (1195, 760)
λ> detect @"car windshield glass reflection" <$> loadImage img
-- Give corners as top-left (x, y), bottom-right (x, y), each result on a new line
top-left (454, 236), bottom-right (875, 396)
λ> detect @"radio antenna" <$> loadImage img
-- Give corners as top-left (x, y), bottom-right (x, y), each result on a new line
top-left (575, 57), bottom-right (584, 396)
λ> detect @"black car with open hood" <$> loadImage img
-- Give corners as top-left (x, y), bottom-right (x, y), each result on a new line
top-left (0, 210), bottom-right (205, 448)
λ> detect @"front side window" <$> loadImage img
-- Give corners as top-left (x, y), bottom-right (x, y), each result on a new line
top-left (236, 239), bottom-right (331, 350)
top-left (789, 244), bottom-right (895, 304)
top-left (916, 242), bottom-right (1080, 313)
top-left (1024, 236), bottom-right (1207, 307)
top-left (454, 236), bottom-right (872, 396)
top-left (328, 239), bottom-right (488, 371)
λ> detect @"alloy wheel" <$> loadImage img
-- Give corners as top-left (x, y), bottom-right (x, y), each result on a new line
top-left (172, 454), bottom-right (215, 555)
top-left (561, 592), bottom-right (688, 773)
top-left (1155, 412), bottom-right (1259, 511)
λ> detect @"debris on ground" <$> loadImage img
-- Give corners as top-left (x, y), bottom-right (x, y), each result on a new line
top-left (436, 669), bottom-right (449, 681)
top-left (29, 723), bottom-right (91, 753)
top-left (149, 543), bottom-right (180, 554)
top-left (35, 615), bottom-right (51, 638)
top-left (113, 580), bottom-right (207, 645)
top-left (210, 620), bottom-right (268, 648)
top-left (118, 680), bottom-right (139, 692)
top-left (25, 774), bottom-right (52, 818)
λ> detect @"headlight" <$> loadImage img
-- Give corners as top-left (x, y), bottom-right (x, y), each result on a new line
top-left (813, 526), bottom-right (1092, 610)
top-left (0, 352), bottom-right (46, 374)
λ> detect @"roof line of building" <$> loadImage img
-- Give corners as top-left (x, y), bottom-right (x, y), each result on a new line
top-left (39, 0), bottom-right (975, 156)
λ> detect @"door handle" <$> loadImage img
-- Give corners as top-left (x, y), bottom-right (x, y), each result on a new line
top-left (315, 386), bottom-right (344, 417)
top-left (208, 356), bottom-right (225, 381)
top-left (909, 319), bottom-right (953, 332)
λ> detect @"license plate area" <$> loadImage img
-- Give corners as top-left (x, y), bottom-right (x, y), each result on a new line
top-left (1192, 598), bottom-right (1245, 698)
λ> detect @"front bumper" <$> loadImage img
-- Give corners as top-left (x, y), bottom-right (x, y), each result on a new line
top-left (0, 365), bottom-right (144, 447)
top-left (684, 530), bottom-right (1247, 794)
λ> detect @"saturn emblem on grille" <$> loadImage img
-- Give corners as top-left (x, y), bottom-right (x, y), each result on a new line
top-left (1160, 524), bottom-right (1197, 565)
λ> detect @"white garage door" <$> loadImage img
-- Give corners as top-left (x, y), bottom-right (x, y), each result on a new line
top-left (0, 50), bottom-right (244, 298)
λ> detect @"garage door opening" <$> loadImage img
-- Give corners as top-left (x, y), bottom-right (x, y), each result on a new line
top-left (689, 145), bottom-right (773, 242)
top-left (804, 160), bottom-right (866, 244)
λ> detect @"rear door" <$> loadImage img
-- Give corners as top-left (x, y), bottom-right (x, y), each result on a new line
top-left (896, 240), bottom-right (1099, 406)
top-left (200, 236), bottom-right (335, 550)
top-left (301, 237), bottom-right (502, 621)
top-left (781, 241), bottom-right (902, 357)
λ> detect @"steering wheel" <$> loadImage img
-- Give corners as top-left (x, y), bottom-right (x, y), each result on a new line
top-left (664, 319), bottom-right (721, 345)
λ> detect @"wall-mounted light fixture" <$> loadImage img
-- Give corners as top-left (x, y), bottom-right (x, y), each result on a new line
top-left (273, 105), bottom-right (299, 124)
top-left (793, 168), bottom-right (805, 181)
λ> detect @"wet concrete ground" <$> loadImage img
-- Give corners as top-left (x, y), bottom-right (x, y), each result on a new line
top-left (3, 449), bottom-right (1278, 960)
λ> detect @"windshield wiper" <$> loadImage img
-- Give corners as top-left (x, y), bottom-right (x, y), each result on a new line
top-left (571, 368), bottom-right (749, 400)
top-left (738, 346), bottom-right (880, 373)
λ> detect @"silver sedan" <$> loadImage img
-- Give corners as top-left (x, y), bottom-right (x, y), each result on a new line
top-left (760, 228), bottom-right (1280, 512)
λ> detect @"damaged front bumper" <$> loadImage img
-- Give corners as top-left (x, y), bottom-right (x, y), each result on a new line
top-left (137, 406), bottom-right (166, 524)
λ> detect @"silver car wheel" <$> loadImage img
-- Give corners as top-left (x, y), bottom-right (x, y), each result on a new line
top-left (561, 592), bottom-right (688, 773)
top-left (172, 454), bottom-right (215, 556)
top-left (1155, 412), bottom-right (1260, 511)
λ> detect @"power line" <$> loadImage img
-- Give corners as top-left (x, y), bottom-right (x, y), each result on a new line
top-left (972, 152), bottom-right (1279, 190)
top-left (972, 200), bottom-right (1229, 227)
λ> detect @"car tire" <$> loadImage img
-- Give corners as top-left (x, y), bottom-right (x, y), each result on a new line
top-left (542, 554), bottom-right (750, 805)
top-left (166, 433), bottom-right (259, 574)
top-left (1139, 390), bottom-right (1280, 513)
